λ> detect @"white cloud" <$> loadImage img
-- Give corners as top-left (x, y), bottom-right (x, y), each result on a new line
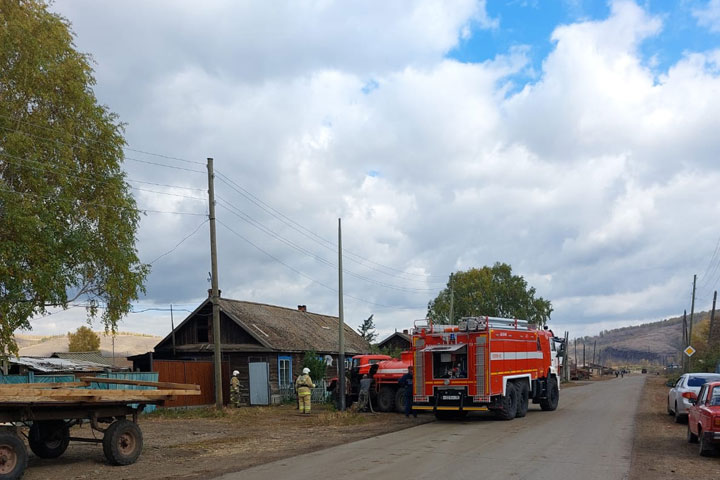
top-left (693, 0), bottom-right (720, 32)
top-left (34, 1), bottom-right (720, 341)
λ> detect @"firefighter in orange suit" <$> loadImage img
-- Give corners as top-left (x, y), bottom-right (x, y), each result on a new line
top-left (295, 367), bottom-right (316, 414)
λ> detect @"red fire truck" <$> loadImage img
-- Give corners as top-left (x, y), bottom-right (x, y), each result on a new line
top-left (328, 353), bottom-right (413, 412)
top-left (411, 316), bottom-right (563, 420)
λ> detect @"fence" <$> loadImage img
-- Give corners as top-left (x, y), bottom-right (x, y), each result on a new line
top-left (278, 379), bottom-right (331, 404)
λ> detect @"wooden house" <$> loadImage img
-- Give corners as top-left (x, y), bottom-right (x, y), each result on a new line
top-left (376, 330), bottom-right (411, 352)
top-left (152, 298), bottom-right (370, 405)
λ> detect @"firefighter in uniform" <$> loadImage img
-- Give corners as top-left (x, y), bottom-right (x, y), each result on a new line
top-left (398, 366), bottom-right (416, 418)
top-left (230, 370), bottom-right (241, 407)
top-left (295, 367), bottom-right (316, 414)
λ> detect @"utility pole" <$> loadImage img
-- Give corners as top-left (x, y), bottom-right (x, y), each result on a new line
top-left (592, 340), bottom-right (596, 366)
top-left (709, 291), bottom-right (718, 346)
top-left (207, 157), bottom-right (223, 409)
top-left (688, 274), bottom-right (697, 373)
top-left (564, 331), bottom-right (570, 382)
top-left (574, 338), bottom-right (577, 374)
top-left (583, 341), bottom-right (586, 368)
top-left (449, 273), bottom-right (454, 324)
top-left (171, 304), bottom-right (176, 357)
top-left (682, 310), bottom-right (687, 372)
top-left (338, 218), bottom-right (346, 412)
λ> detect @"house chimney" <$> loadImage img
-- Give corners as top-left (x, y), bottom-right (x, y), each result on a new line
top-left (402, 329), bottom-right (408, 334)
top-left (298, 305), bottom-right (307, 312)
top-left (208, 289), bottom-right (221, 298)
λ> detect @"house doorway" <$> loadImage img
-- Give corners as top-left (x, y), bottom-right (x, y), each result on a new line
top-left (249, 362), bottom-right (270, 405)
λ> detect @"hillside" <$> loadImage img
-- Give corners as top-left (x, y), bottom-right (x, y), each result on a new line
top-left (574, 312), bottom-right (713, 367)
top-left (15, 332), bottom-right (161, 358)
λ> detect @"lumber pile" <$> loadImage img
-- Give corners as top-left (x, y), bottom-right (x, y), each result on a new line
top-left (0, 377), bottom-right (201, 405)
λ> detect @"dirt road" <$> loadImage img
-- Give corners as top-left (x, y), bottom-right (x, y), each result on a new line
top-left (219, 375), bottom-right (645, 480)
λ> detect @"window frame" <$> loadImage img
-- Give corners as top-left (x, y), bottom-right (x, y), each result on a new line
top-left (278, 355), bottom-right (293, 388)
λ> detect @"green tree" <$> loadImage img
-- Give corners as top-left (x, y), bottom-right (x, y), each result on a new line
top-left (301, 350), bottom-right (327, 383)
top-left (67, 326), bottom-right (101, 352)
top-left (0, 1), bottom-right (148, 358)
top-left (427, 263), bottom-right (553, 326)
top-left (357, 314), bottom-right (378, 343)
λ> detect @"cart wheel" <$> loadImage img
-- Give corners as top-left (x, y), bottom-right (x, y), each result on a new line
top-left (102, 420), bottom-right (143, 466)
top-left (29, 420), bottom-right (70, 459)
top-left (0, 430), bottom-right (28, 480)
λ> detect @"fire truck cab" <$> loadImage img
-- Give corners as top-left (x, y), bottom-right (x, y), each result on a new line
top-left (411, 316), bottom-right (561, 420)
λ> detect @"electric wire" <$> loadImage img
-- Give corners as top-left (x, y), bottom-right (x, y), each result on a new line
top-left (147, 219), bottom-right (209, 265)
top-left (0, 116), bottom-right (204, 166)
top-left (215, 171), bottom-right (445, 283)
top-left (0, 187), bottom-right (207, 216)
top-left (216, 198), bottom-right (435, 293)
top-left (216, 219), bottom-right (423, 310)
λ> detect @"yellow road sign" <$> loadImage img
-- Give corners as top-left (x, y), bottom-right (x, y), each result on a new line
top-left (684, 346), bottom-right (696, 357)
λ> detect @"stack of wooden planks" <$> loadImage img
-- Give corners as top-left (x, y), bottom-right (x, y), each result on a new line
top-left (0, 377), bottom-right (201, 405)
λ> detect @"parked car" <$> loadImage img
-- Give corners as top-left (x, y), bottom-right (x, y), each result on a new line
top-left (686, 380), bottom-right (720, 456)
top-left (667, 373), bottom-right (720, 423)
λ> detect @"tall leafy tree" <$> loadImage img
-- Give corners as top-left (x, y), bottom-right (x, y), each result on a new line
top-left (67, 326), bottom-right (101, 352)
top-left (357, 314), bottom-right (378, 343)
top-left (427, 263), bottom-right (553, 326)
top-left (0, 0), bottom-right (148, 358)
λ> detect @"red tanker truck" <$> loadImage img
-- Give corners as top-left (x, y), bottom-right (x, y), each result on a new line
top-left (328, 352), bottom-right (413, 412)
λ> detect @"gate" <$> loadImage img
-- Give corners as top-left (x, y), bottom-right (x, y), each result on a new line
top-left (249, 362), bottom-right (269, 405)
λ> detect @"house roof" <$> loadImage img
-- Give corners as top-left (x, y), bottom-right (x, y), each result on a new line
top-left (52, 351), bottom-right (114, 366)
top-left (10, 357), bottom-right (107, 373)
top-left (218, 299), bottom-right (369, 354)
top-left (155, 298), bottom-right (370, 355)
top-left (377, 331), bottom-right (411, 349)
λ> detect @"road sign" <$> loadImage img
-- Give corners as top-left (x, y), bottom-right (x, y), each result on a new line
top-left (684, 346), bottom-right (696, 357)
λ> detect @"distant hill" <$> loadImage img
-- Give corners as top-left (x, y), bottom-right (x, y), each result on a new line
top-left (15, 332), bottom-right (161, 358)
top-left (573, 311), bottom-right (714, 367)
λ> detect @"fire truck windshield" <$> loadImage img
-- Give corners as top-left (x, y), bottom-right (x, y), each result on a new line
top-left (432, 349), bottom-right (468, 379)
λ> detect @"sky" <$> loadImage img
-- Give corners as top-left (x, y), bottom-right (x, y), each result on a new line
top-left (27, 0), bottom-right (720, 341)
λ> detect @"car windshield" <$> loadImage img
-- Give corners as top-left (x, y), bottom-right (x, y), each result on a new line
top-left (688, 375), bottom-right (720, 387)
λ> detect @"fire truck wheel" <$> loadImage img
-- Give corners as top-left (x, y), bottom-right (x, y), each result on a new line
top-left (540, 377), bottom-right (559, 411)
top-left (395, 388), bottom-right (406, 414)
top-left (515, 381), bottom-right (529, 418)
top-left (376, 387), bottom-right (395, 412)
top-left (496, 383), bottom-right (519, 420)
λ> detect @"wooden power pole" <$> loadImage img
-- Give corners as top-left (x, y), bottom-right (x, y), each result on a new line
top-left (709, 291), bottom-right (718, 346)
top-left (688, 274), bottom-right (697, 372)
top-left (207, 157), bottom-right (223, 409)
top-left (337, 218), bottom-right (346, 411)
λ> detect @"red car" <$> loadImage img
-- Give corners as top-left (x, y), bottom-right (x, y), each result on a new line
top-left (687, 380), bottom-right (720, 456)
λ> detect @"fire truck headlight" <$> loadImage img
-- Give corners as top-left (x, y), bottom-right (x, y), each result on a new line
top-left (444, 379), bottom-right (450, 385)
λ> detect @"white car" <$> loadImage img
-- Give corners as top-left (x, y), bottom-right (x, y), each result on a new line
top-left (668, 373), bottom-right (720, 422)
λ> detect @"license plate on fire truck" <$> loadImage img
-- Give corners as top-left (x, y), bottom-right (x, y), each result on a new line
top-left (442, 395), bottom-right (460, 400)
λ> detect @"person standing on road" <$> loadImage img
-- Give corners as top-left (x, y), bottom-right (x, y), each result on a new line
top-left (398, 366), bottom-right (416, 418)
top-left (295, 367), bottom-right (316, 414)
top-left (230, 370), bottom-right (241, 407)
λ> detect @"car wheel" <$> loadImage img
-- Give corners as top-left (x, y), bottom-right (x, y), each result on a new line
top-left (687, 423), bottom-right (698, 443)
top-left (674, 403), bottom-right (685, 424)
top-left (667, 398), bottom-right (674, 415)
top-left (516, 381), bottom-right (529, 418)
top-left (699, 428), bottom-right (717, 457)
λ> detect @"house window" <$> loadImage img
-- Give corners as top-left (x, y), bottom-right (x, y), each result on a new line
top-left (278, 356), bottom-right (292, 388)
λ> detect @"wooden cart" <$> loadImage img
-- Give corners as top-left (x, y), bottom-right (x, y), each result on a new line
top-left (0, 377), bottom-right (201, 480)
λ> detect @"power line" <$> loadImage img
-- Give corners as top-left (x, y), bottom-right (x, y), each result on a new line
top-left (0, 186), bottom-right (207, 216)
top-left (215, 170), bottom-right (446, 283)
top-left (0, 115), bottom-right (204, 166)
top-left (216, 219), bottom-right (423, 310)
top-left (216, 198), bottom-right (435, 293)
top-left (147, 219), bottom-right (209, 265)
top-left (1, 151), bottom-right (206, 200)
